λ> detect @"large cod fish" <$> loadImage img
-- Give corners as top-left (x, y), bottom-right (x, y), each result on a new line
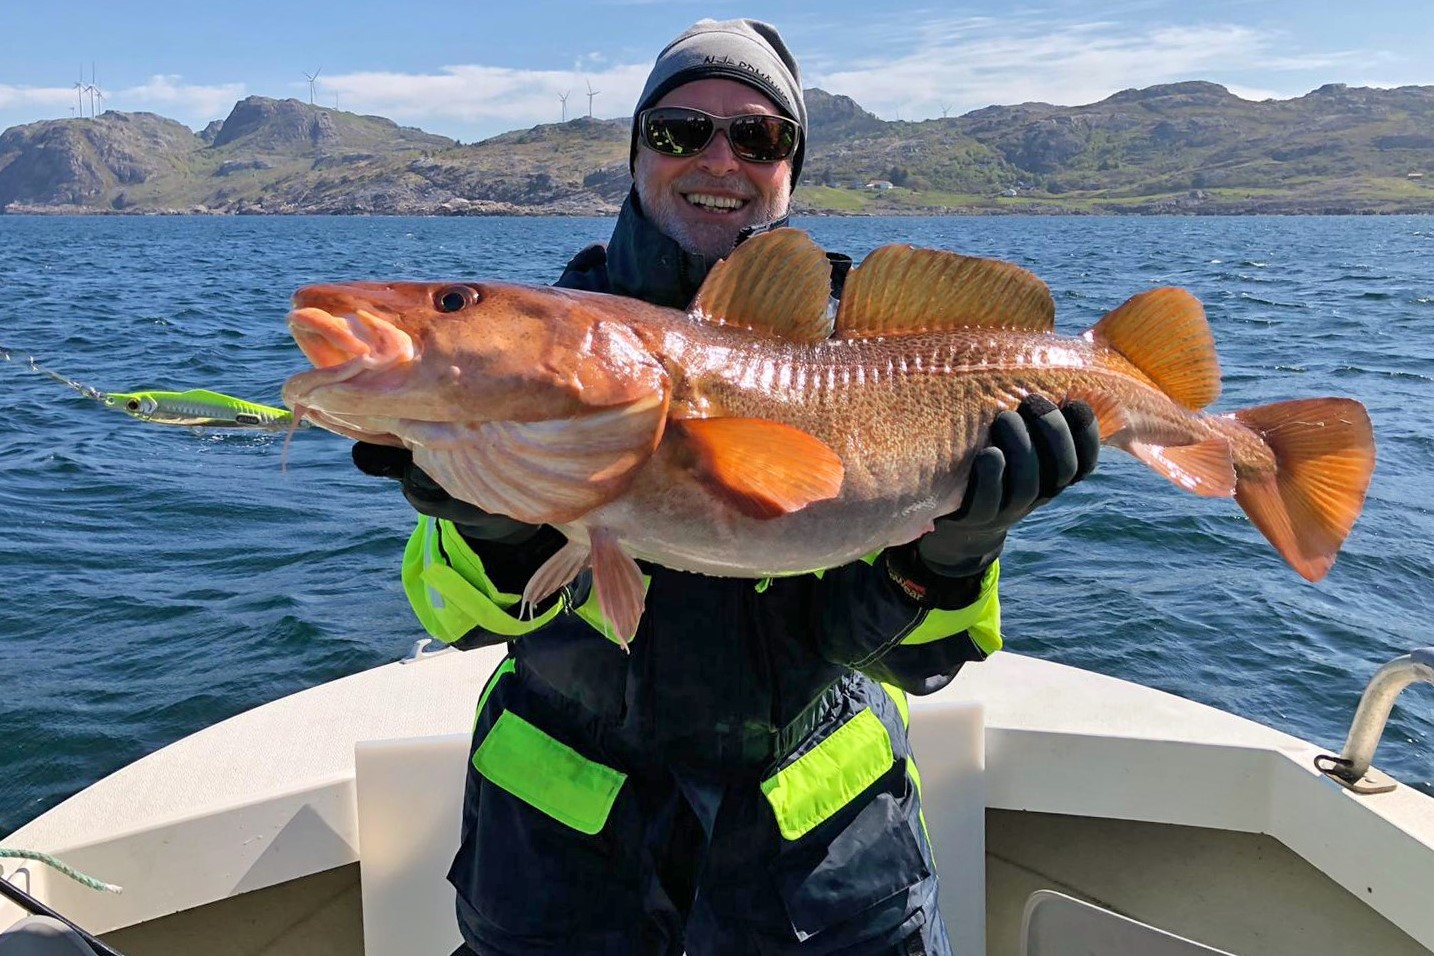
top-left (282, 228), bottom-right (1375, 642)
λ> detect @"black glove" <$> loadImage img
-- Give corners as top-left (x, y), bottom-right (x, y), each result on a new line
top-left (886, 395), bottom-right (1098, 608)
top-left (350, 442), bottom-right (541, 544)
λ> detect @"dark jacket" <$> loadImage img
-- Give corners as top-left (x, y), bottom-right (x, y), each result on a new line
top-left (438, 192), bottom-right (999, 773)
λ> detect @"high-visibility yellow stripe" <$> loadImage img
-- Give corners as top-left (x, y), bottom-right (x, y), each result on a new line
top-left (899, 560), bottom-right (1003, 654)
top-left (402, 518), bottom-right (564, 643)
top-left (760, 707), bottom-right (895, 841)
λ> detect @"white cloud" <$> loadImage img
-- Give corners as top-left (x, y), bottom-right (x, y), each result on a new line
top-left (801, 15), bottom-right (1391, 121)
top-left (0, 76), bottom-right (247, 128)
top-left (119, 75), bottom-right (248, 122)
top-left (316, 63), bottom-right (651, 139)
top-left (0, 85), bottom-right (80, 112)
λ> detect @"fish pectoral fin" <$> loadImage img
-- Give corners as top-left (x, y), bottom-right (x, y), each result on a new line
top-left (671, 417), bottom-right (845, 519)
top-left (689, 228), bottom-right (834, 341)
top-left (836, 244), bottom-right (1055, 338)
top-left (1125, 438), bottom-right (1236, 498)
top-left (407, 394), bottom-right (668, 525)
top-left (589, 527), bottom-right (646, 649)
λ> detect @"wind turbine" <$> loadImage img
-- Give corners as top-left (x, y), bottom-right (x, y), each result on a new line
top-left (558, 90), bottom-right (570, 123)
top-left (585, 80), bottom-right (599, 119)
top-left (304, 68), bottom-right (322, 105)
top-left (92, 85), bottom-right (106, 117)
top-left (73, 66), bottom-right (85, 118)
top-left (87, 62), bottom-right (99, 118)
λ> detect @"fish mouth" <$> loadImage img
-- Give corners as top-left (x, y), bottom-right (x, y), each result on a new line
top-left (282, 305), bottom-right (416, 415)
top-left (288, 306), bottom-right (415, 374)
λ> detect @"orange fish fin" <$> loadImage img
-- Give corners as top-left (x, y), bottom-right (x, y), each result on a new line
top-left (1125, 438), bottom-right (1236, 498)
top-left (689, 227), bottom-right (834, 341)
top-left (671, 417), bottom-right (845, 519)
top-left (1089, 288), bottom-right (1220, 411)
top-left (589, 527), bottom-right (646, 648)
top-left (1230, 398), bottom-right (1375, 582)
top-left (1067, 389), bottom-right (1129, 443)
top-left (409, 393), bottom-right (668, 525)
top-left (835, 244), bottom-right (1054, 338)
top-left (522, 540), bottom-right (591, 617)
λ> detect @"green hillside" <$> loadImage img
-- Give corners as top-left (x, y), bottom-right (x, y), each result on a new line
top-left (2, 83), bottom-right (1431, 216)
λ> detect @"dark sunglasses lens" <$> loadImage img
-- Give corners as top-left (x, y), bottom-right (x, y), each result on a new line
top-left (728, 116), bottom-right (796, 162)
top-left (644, 111), bottom-right (713, 156)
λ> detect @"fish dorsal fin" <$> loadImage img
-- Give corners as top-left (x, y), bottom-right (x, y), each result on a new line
top-left (835, 244), bottom-right (1055, 338)
top-left (689, 228), bottom-right (834, 341)
top-left (1089, 288), bottom-right (1219, 411)
top-left (670, 416), bottom-right (844, 519)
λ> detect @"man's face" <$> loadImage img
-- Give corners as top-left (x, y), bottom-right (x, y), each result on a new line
top-left (634, 78), bottom-right (795, 259)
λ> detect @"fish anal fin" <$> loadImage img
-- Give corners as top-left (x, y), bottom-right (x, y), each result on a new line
top-left (671, 417), bottom-right (844, 519)
top-left (1067, 390), bottom-right (1129, 443)
top-left (689, 228), bottom-right (834, 341)
top-left (1090, 288), bottom-right (1220, 411)
top-left (589, 527), bottom-right (646, 648)
top-left (836, 244), bottom-right (1055, 338)
top-left (1230, 398), bottom-right (1375, 582)
top-left (1126, 438), bottom-right (1236, 498)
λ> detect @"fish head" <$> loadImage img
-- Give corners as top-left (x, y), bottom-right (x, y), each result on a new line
top-left (282, 280), bottom-right (669, 441)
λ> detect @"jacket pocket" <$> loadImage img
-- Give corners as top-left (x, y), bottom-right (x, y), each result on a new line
top-left (761, 704), bottom-right (930, 940)
top-left (761, 705), bottom-right (895, 840)
top-left (472, 709), bottom-right (627, 835)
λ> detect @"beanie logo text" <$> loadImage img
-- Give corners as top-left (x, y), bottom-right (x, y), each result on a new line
top-left (703, 55), bottom-right (791, 108)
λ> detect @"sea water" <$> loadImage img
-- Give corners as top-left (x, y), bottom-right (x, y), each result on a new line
top-left (1, 213), bottom-right (1431, 833)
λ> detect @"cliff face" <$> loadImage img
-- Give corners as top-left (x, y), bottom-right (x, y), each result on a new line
top-left (2, 84), bottom-right (1432, 216)
top-left (0, 112), bottom-right (202, 208)
top-left (209, 96), bottom-right (453, 153)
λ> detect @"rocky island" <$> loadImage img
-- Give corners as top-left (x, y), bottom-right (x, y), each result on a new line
top-left (1, 83), bottom-right (1431, 216)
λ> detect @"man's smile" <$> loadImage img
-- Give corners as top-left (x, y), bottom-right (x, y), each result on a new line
top-left (683, 192), bottom-right (751, 214)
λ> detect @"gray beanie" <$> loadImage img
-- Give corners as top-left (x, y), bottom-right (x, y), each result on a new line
top-left (630, 18), bottom-right (807, 182)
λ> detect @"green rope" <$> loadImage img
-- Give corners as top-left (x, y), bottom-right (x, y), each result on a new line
top-left (0, 849), bottom-right (122, 894)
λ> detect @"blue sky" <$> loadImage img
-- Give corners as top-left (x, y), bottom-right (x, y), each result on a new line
top-left (3, 1), bottom-right (1431, 142)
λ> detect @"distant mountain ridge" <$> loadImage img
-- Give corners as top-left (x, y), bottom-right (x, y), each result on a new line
top-left (1, 83), bottom-right (1431, 216)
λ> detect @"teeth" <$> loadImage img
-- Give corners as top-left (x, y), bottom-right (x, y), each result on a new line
top-left (687, 193), bottom-right (747, 211)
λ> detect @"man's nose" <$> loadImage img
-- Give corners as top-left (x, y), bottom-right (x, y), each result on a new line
top-left (696, 129), bottom-right (742, 176)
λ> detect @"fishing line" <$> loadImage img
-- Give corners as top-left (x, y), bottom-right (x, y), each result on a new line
top-left (2, 342), bottom-right (304, 432)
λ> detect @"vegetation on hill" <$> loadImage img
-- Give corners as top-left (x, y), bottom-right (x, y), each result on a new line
top-left (2, 83), bottom-right (1431, 216)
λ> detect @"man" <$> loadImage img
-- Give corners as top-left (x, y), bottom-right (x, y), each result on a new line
top-left (355, 18), bottom-right (1099, 956)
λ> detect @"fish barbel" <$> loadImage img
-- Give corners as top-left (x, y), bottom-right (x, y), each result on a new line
top-left (281, 228), bottom-right (1375, 642)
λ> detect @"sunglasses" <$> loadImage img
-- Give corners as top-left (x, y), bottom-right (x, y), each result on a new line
top-left (638, 107), bottom-right (800, 164)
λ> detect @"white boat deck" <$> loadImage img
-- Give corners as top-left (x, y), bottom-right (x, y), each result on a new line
top-left (4, 646), bottom-right (1432, 954)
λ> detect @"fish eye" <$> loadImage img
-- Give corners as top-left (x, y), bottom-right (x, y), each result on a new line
top-left (125, 399), bottom-right (141, 411)
top-left (434, 285), bottom-right (480, 313)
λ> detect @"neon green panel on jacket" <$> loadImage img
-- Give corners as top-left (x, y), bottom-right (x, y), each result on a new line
top-left (403, 516), bottom-right (1002, 658)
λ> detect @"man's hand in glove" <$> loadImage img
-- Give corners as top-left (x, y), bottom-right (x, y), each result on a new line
top-left (350, 442), bottom-right (540, 544)
top-left (887, 394), bottom-right (1099, 608)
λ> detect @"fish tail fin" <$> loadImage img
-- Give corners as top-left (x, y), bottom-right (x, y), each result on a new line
top-left (1089, 287), bottom-right (1221, 411)
top-left (1229, 398), bottom-right (1375, 582)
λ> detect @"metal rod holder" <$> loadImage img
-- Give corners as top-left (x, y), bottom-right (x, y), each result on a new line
top-left (1317, 647), bottom-right (1434, 794)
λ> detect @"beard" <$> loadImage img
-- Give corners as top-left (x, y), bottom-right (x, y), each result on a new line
top-left (635, 164), bottom-right (792, 259)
